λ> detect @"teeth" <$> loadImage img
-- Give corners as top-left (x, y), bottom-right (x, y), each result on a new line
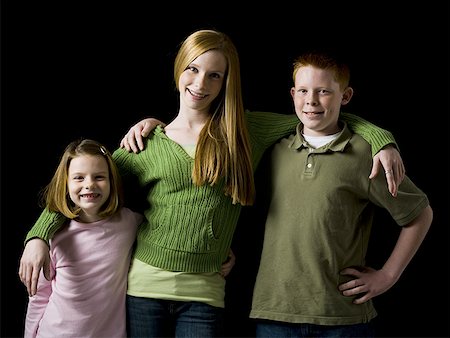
top-left (189, 89), bottom-right (206, 98)
top-left (81, 193), bottom-right (98, 198)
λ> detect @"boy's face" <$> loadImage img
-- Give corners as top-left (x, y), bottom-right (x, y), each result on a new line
top-left (290, 65), bottom-right (352, 136)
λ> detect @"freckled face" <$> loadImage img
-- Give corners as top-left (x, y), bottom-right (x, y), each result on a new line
top-left (67, 154), bottom-right (110, 221)
top-left (290, 66), bottom-right (345, 136)
top-left (178, 50), bottom-right (227, 114)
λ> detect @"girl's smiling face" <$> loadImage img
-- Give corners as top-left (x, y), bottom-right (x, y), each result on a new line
top-left (178, 49), bottom-right (227, 114)
top-left (67, 154), bottom-right (110, 222)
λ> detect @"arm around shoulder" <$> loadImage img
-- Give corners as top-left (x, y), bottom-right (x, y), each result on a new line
top-left (340, 112), bottom-right (398, 156)
top-left (24, 208), bottom-right (66, 245)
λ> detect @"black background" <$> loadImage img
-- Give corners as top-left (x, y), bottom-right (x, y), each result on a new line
top-left (1, 2), bottom-right (449, 337)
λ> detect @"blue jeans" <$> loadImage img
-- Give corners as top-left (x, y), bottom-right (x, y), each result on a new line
top-left (126, 295), bottom-right (224, 337)
top-left (255, 320), bottom-right (374, 337)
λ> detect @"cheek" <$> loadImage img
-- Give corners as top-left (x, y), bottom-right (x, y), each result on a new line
top-left (67, 188), bottom-right (78, 204)
top-left (104, 185), bottom-right (111, 198)
top-left (325, 99), bottom-right (342, 111)
top-left (101, 182), bottom-right (111, 197)
top-left (210, 80), bottom-right (224, 97)
top-left (67, 182), bottom-right (77, 193)
top-left (178, 72), bottom-right (190, 89)
top-left (293, 96), bottom-right (304, 106)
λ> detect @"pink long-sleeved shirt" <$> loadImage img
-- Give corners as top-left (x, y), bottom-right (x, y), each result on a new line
top-left (25, 207), bottom-right (141, 338)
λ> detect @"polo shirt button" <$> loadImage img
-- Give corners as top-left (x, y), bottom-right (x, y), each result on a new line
top-left (307, 163), bottom-right (312, 168)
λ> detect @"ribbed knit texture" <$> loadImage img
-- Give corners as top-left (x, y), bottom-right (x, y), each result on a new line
top-left (341, 112), bottom-right (398, 155)
top-left (112, 116), bottom-right (298, 273)
top-left (25, 112), bottom-right (397, 272)
top-left (25, 210), bottom-right (66, 245)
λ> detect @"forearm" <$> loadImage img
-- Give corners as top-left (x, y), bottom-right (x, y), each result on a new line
top-left (24, 208), bottom-right (66, 245)
top-left (381, 205), bottom-right (433, 281)
top-left (245, 111), bottom-right (298, 166)
top-left (246, 111), bottom-right (298, 143)
top-left (341, 112), bottom-right (398, 156)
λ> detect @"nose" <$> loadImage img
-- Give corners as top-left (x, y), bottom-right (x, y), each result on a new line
top-left (306, 92), bottom-right (318, 106)
top-left (84, 178), bottom-right (95, 190)
top-left (193, 73), bottom-right (207, 89)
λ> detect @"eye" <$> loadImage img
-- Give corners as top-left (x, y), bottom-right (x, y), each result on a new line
top-left (186, 66), bottom-right (198, 73)
top-left (95, 175), bottom-right (107, 181)
top-left (210, 72), bottom-right (221, 79)
top-left (72, 176), bottom-right (84, 181)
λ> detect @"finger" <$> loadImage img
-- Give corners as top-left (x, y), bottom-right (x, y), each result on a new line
top-left (26, 277), bottom-right (32, 297)
top-left (220, 262), bottom-right (231, 275)
top-left (18, 262), bottom-right (25, 284)
top-left (368, 159), bottom-right (381, 179)
top-left (338, 281), bottom-right (354, 291)
top-left (353, 293), bottom-right (371, 304)
top-left (141, 122), bottom-right (152, 138)
top-left (30, 266), bottom-right (41, 297)
top-left (397, 161), bottom-right (406, 182)
top-left (120, 137), bottom-right (129, 151)
top-left (385, 170), bottom-right (397, 197)
top-left (19, 264), bottom-right (29, 287)
top-left (137, 132), bottom-right (145, 151)
top-left (339, 267), bottom-right (361, 277)
top-left (393, 169), bottom-right (402, 192)
top-left (121, 137), bottom-right (131, 152)
top-left (25, 266), bottom-right (33, 296)
top-left (43, 261), bottom-right (51, 281)
top-left (341, 284), bottom-right (365, 296)
top-left (128, 132), bottom-right (139, 153)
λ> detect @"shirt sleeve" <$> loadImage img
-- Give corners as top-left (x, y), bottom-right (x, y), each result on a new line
top-left (245, 111), bottom-right (298, 168)
top-left (24, 266), bottom-right (54, 338)
top-left (25, 209), bottom-right (66, 245)
top-left (341, 112), bottom-right (399, 156)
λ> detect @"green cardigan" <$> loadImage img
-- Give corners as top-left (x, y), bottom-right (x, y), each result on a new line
top-left (25, 112), bottom-right (397, 272)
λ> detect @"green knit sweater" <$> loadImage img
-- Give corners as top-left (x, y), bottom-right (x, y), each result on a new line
top-left (25, 111), bottom-right (396, 272)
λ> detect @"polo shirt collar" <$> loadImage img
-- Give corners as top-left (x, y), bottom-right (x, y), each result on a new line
top-left (289, 121), bottom-right (352, 152)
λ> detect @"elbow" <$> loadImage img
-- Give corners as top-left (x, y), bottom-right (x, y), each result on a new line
top-left (417, 205), bottom-right (433, 234)
top-left (424, 205), bottom-right (433, 229)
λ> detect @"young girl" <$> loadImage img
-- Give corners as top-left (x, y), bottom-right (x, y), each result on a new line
top-left (20, 30), bottom-right (404, 337)
top-left (24, 139), bottom-right (143, 338)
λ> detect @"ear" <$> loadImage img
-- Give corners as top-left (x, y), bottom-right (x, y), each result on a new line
top-left (341, 87), bottom-right (354, 105)
top-left (290, 87), bottom-right (296, 100)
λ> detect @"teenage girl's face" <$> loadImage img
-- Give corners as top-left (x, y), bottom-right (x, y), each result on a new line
top-left (67, 154), bottom-right (110, 222)
top-left (290, 65), bottom-right (351, 136)
top-left (178, 49), bottom-right (227, 114)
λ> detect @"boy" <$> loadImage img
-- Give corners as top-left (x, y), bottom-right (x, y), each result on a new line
top-left (249, 52), bottom-right (433, 337)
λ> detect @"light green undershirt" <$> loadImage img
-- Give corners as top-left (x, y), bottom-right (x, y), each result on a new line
top-left (127, 257), bottom-right (225, 308)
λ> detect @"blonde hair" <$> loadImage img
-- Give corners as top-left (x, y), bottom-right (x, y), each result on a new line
top-left (40, 138), bottom-right (123, 219)
top-left (174, 29), bottom-right (255, 205)
top-left (292, 52), bottom-right (350, 90)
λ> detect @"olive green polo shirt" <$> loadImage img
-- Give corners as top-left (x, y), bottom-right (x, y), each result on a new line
top-left (250, 121), bottom-right (429, 325)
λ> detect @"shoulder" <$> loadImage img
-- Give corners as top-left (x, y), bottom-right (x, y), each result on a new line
top-left (349, 133), bottom-right (372, 152)
top-left (120, 207), bottom-right (144, 225)
top-left (342, 122), bottom-right (371, 152)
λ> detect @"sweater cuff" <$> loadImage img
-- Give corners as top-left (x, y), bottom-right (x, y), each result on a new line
top-left (340, 112), bottom-right (399, 156)
top-left (368, 129), bottom-right (399, 156)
